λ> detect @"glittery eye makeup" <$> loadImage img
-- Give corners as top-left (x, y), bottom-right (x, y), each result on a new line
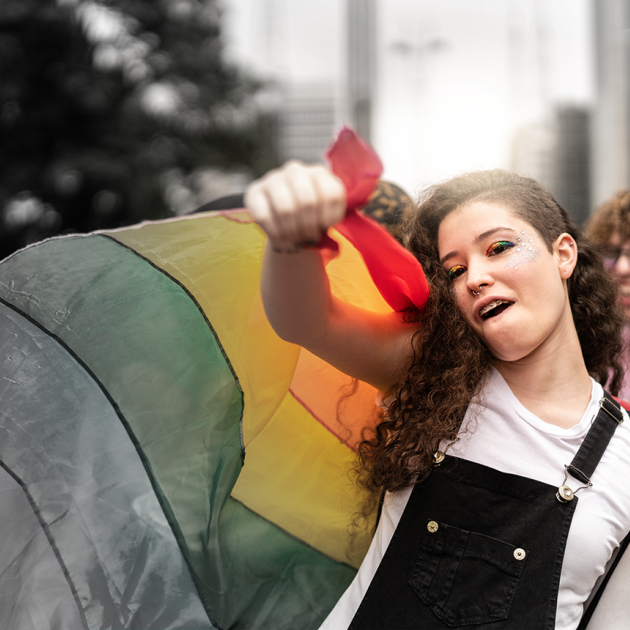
top-left (506, 230), bottom-right (541, 269)
top-left (448, 264), bottom-right (466, 281)
top-left (444, 231), bottom-right (540, 280)
top-left (486, 241), bottom-right (515, 256)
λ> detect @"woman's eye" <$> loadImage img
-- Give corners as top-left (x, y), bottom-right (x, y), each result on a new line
top-left (447, 264), bottom-right (466, 281)
top-left (486, 241), bottom-right (515, 256)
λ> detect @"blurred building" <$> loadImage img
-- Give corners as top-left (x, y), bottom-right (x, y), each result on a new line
top-left (590, 0), bottom-right (630, 206)
top-left (510, 106), bottom-right (592, 227)
top-left (278, 83), bottom-right (338, 163)
top-left (347, 0), bottom-right (376, 142)
top-left (553, 106), bottom-right (591, 225)
top-left (222, 0), bottom-right (345, 165)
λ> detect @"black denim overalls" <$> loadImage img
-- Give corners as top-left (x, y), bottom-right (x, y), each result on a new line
top-left (348, 394), bottom-right (624, 630)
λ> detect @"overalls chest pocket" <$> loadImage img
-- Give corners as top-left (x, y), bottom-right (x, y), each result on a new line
top-left (409, 520), bottom-right (527, 627)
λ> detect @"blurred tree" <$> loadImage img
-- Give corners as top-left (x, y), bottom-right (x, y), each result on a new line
top-left (0, 0), bottom-right (278, 259)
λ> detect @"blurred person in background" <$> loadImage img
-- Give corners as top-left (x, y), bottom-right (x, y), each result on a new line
top-left (586, 191), bottom-right (630, 400)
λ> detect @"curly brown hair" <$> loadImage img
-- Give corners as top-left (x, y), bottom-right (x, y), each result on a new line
top-left (358, 170), bottom-right (625, 495)
top-left (585, 190), bottom-right (630, 245)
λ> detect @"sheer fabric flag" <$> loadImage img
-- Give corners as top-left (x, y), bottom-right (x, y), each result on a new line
top-left (0, 210), bottom-right (385, 630)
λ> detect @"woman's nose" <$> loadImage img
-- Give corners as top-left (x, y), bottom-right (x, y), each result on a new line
top-left (466, 262), bottom-right (494, 295)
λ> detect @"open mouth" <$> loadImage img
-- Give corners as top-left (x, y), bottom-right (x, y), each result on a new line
top-left (479, 299), bottom-right (514, 320)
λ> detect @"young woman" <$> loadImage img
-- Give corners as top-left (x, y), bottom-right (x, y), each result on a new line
top-left (245, 163), bottom-right (630, 630)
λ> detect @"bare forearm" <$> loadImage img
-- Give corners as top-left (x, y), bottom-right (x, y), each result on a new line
top-left (260, 242), bottom-right (333, 346)
top-left (261, 240), bottom-right (415, 391)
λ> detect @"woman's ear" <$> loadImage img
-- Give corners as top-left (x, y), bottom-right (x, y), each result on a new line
top-left (554, 233), bottom-right (578, 279)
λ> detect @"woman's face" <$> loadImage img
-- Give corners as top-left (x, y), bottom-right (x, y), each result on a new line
top-left (437, 201), bottom-right (577, 363)
top-left (603, 232), bottom-right (630, 319)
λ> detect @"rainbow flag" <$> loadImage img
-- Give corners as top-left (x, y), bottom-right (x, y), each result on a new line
top-left (0, 209), bottom-right (390, 629)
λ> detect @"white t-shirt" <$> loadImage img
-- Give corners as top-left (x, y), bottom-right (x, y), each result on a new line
top-left (319, 369), bottom-right (630, 630)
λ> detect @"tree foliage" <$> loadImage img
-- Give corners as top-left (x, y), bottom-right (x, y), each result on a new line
top-left (0, 0), bottom-right (278, 259)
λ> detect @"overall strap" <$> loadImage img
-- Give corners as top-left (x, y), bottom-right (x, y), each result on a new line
top-left (566, 392), bottom-right (624, 486)
top-left (574, 393), bottom-right (627, 629)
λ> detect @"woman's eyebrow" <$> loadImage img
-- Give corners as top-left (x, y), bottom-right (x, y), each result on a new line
top-left (440, 227), bottom-right (516, 264)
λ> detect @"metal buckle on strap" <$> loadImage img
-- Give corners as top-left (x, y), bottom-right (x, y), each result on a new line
top-left (557, 465), bottom-right (592, 503)
top-left (566, 464), bottom-right (591, 485)
top-left (433, 436), bottom-right (459, 467)
top-left (557, 395), bottom-right (623, 503)
top-left (599, 397), bottom-right (624, 424)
